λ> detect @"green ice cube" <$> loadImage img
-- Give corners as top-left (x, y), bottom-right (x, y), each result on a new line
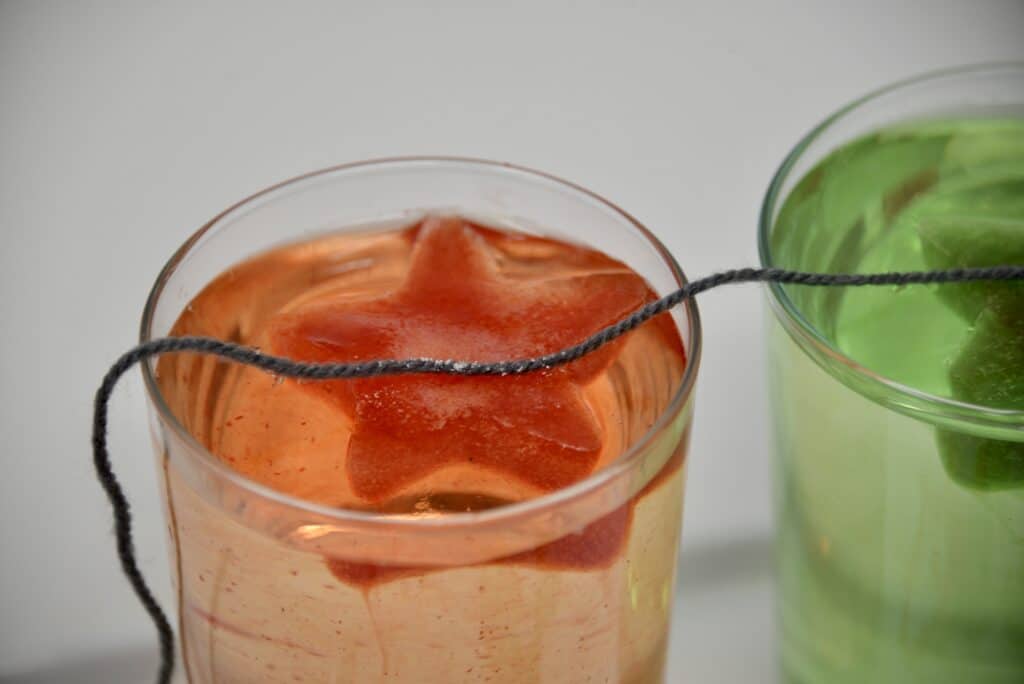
top-left (938, 431), bottom-right (1024, 490)
top-left (938, 307), bottom-right (1024, 490)
top-left (915, 170), bottom-right (1024, 321)
top-left (920, 215), bottom-right (1024, 320)
top-left (950, 306), bottom-right (1024, 410)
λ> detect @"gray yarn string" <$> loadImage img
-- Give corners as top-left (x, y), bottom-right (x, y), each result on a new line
top-left (92, 264), bottom-right (1024, 684)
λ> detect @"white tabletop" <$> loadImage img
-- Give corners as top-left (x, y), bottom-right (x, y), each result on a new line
top-left (2, 2), bottom-right (1022, 681)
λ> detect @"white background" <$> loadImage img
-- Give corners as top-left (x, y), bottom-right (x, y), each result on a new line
top-left (2, 2), bottom-right (1023, 682)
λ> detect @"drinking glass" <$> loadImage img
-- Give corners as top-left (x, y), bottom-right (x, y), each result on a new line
top-left (141, 158), bottom-right (701, 683)
top-left (761, 66), bottom-right (1024, 683)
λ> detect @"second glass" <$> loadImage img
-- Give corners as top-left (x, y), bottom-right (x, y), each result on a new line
top-left (762, 66), bottom-right (1024, 683)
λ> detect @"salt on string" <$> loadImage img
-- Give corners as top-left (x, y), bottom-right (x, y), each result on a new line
top-left (92, 264), bottom-right (1024, 684)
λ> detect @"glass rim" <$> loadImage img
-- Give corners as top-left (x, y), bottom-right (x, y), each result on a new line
top-left (140, 156), bottom-right (703, 531)
top-left (758, 62), bottom-right (1024, 434)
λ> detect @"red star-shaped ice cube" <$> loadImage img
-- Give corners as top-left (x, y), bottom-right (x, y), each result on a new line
top-left (269, 216), bottom-right (661, 502)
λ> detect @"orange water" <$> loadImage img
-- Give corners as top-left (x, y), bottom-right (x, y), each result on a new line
top-left (156, 216), bottom-right (690, 683)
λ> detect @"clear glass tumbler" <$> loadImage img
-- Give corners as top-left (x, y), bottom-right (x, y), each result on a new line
top-left (761, 66), bottom-right (1024, 683)
top-left (141, 159), bottom-right (701, 683)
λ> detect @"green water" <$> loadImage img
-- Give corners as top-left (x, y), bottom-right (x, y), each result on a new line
top-left (769, 118), bottom-right (1024, 683)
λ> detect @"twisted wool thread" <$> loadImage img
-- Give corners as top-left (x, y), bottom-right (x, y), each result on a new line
top-left (92, 264), bottom-right (1024, 684)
